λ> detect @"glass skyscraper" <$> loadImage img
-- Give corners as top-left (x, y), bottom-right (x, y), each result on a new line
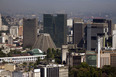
top-left (43, 14), bottom-right (67, 47)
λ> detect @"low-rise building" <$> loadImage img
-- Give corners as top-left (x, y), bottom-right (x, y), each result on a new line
top-left (99, 50), bottom-right (116, 68)
top-left (4, 64), bottom-right (16, 72)
top-left (40, 64), bottom-right (68, 77)
top-left (59, 66), bottom-right (68, 77)
top-left (62, 44), bottom-right (77, 64)
top-left (33, 69), bottom-right (41, 77)
top-left (67, 52), bottom-right (85, 66)
top-left (0, 55), bottom-right (46, 63)
top-left (12, 71), bottom-right (23, 77)
top-left (0, 70), bottom-right (12, 77)
top-left (86, 51), bottom-right (97, 67)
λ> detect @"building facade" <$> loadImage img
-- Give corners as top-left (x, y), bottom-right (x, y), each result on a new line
top-left (10, 26), bottom-right (18, 37)
top-left (18, 26), bottom-right (23, 37)
top-left (23, 18), bottom-right (38, 48)
top-left (43, 14), bottom-right (67, 47)
top-left (67, 52), bottom-right (85, 66)
top-left (112, 30), bottom-right (116, 49)
top-left (0, 55), bottom-right (46, 63)
top-left (40, 65), bottom-right (68, 77)
top-left (86, 51), bottom-right (97, 67)
top-left (32, 33), bottom-right (56, 52)
top-left (85, 20), bottom-right (108, 51)
top-left (73, 21), bottom-right (86, 49)
top-left (41, 67), bottom-right (59, 77)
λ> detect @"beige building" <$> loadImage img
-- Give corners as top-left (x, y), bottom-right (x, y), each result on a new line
top-left (4, 64), bottom-right (16, 72)
top-left (33, 69), bottom-right (40, 77)
top-left (59, 66), bottom-right (68, 77)
top-left (62, 44), bottom-right (77, 64)
top-left (100, 53), bottom-right (110, 68)
top-left (110, 54), bottom-right (116, 67)
top-left (67, 52), bottom-right (85, 66)
top-left (100, 50), bottom-right (116, 68)
top-left (1, 25), bottom-right (8, 31)
top-left (0, 70), bottom-right (12, 77)
top-left (0, 65), bottom-right (4, 69)
top-left (18, 26), bottom-right (23, 36)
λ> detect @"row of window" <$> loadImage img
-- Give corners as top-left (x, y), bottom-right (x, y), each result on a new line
top-left (0, 56), bottom-right (45, 63)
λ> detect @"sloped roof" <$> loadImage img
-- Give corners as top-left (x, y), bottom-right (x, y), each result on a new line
top-left (32, 33), bottom-right (56, 52)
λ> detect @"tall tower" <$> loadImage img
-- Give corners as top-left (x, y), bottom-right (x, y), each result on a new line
top-left (43, 14), bottom-right (67, 47)
top-left (0, 14), bottom-right (2, 30)
top-left (23, 18), bottom-right (38, 48)
top-left (73, 18), bottom-right (86, 49)
top-left (97, 37), bottom-right (101, 68)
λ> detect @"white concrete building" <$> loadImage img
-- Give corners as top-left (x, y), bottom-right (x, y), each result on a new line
top-left (112, 30), bottom-right (116, 49)
top-left (0, 36), bottom-right (5, 43)
top-left (10, 26), bottom-right (18, 37)
top-left (0, 33), bottom-right (8, 44)
top-left (1, 25), bottom-right (8, 31)
top-left (8, 36), bottom-right (13, 45)
top-left (62, 45), bottom-right (68, 64)
top-left (0, 55), bottom-right (46, 63)
top-left (33, 69), bottom-right (41, 77)
top-left (67, 18), bottom-right (73, 27)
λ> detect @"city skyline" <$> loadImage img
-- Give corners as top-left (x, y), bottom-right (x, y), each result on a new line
top-left (0, 0), bottom-right (116, 14)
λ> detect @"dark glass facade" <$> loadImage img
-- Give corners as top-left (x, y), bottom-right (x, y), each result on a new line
top-left (23, 18), bottom-right (38, 48)
top-left (110, 54), bottom-right (116, 67)
top-left (43, 14), bottom-right (67, 47)
top-left (73, 23), bottom-right (86, 49)
top-left (73, 56), bottom-right (81, 66)
top-left (41, 67), bottom-right (59, 77)
top-left (86, 51), bottom-right (97, 67)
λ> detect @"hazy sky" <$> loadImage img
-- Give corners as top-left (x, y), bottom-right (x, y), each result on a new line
top-left (0, 0), bottom-right (116, 14)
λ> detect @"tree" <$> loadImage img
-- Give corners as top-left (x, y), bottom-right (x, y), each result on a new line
top-left (47, 48), bottom-right (52, 59)
top-left (36, 57), bottom-right (40, 65)
top-left (7, 50), bottom-right (22, 57)
top-left (0, 51), bottom-right (7, 57)
top-left (70, 62), bottom-right (103, 77)
top-left (23, 62), bottom-right (27, 67)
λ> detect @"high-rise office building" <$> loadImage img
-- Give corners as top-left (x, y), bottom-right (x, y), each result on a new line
top-left (43, 14), bottom-right (67, 47)
top-left (67, 18), bottom-right (73, 44)
top-left (107, 19), bottom-right (112, 35)
top-left (93, 19), bottom-right (112, 35)
top-left (85, 19), bottom-right (108, 51)
top-left (73, 18), bottom-right (86, 49)
top-left (0, 14), bottom-right (2, 30)
top-left (23, 18), bottom-right (38, 48)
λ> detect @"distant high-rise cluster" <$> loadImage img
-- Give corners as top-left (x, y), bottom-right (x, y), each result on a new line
top-left (23, 18), bottom-right (56, 51)
top-left (72, 18), bottom-right (111, 51)
top-left (0, 12), bottom-right (116, 76)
